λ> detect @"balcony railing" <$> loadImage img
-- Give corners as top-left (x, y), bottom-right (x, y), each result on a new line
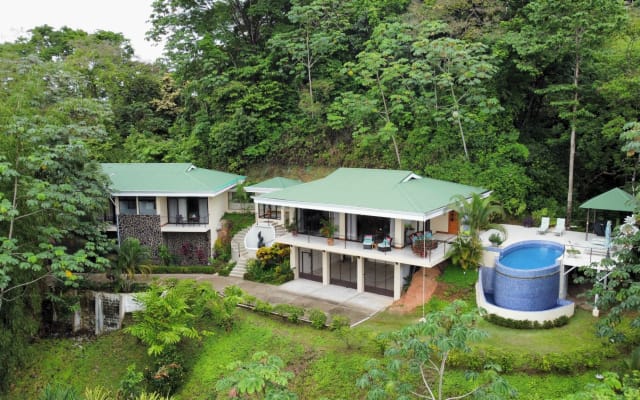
top-left (167, 214), bottom-right (209, 224)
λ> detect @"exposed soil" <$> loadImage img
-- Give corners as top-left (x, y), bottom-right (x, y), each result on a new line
top-left (388, 268), bottom-right (441, 314)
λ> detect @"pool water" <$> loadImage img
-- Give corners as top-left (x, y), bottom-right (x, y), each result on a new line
top-left (500, 246), bottom-right (563, 270)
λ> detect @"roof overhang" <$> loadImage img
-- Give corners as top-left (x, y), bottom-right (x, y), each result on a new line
top-left (109, 183), bottom-right (241, 198)
top-left (255, 198), bottom-right (452, 221)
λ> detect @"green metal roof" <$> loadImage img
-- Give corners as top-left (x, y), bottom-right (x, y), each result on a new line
top-left (579, 188), bottom-right (638, 212)
top-left (101, 163), bottom-right (245, 195)
top-left (255, 168), bottom-right (488, 219)
top-left (245, 177), bottom-right (303, 193)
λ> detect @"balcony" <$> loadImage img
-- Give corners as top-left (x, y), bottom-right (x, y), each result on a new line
top-left (276, 232), bottom-right (456, 268)
top-left (162, 213), bottom-right (210, 233)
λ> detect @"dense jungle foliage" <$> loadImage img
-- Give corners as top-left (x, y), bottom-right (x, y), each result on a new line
top-left (2, 0), bottom-right (640, 393)
top-left (2, 1), bottom-right (639, 220)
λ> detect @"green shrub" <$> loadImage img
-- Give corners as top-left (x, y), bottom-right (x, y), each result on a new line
top-left (450, 344), bottom-right (618, 374)
top-left (244, 244), bottom-right (293, 284)
top-left (484, 313), bottom-right (570, 329)
top-left (308, 309), bottom-right (328, 329)
top-left (213, 239), bottom-right (231, 262)
top-left (39, 383), bottom-right (80, 400)
top-left (218, 261), bottom-right (235, 277)
top-left (273, 304), bottom-right (305, 323)
top-left (148, 265), bottom-right (217, 274)
top-left (145, 350), bottom-right (185, 396)
top-left (254, 299), bottom-right (273, 314)
top-left (330, 315), bottom-right (350, 331)
top-left (157, 245), bottom-right (174, 266)
top-left (118, 364), bottom-right (144, 399)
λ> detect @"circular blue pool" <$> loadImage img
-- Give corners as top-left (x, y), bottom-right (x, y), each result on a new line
top-left (494, 241), bottom-right (564, 311)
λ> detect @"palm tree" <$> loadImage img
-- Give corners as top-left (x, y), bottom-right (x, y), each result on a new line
top-left (117, 237), bottom-right (151, 281)
top-left (450, 193), bottom-right (506, 238)
top-left (447, 193), bottom-right (506, 271)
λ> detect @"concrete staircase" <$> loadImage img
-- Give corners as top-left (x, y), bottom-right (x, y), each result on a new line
top-left (228, 223), bottom-right (287, 278)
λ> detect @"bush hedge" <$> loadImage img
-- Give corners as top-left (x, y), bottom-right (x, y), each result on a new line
top-left (484, 313), bottom-right (570, 329)
top-left (148, 265), bottom-right (218, 274)
top-left (449, 344), bottom-right (619, 374)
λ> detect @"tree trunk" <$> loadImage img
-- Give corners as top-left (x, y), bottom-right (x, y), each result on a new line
top-left (376, 71), bottom-right (401, 167)
top-left (566, 52), bottom-right (581, 228)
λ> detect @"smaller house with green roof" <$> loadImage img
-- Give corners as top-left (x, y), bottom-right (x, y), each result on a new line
top-left (101, 163), bottom-right (245, 264)
top-left (252, 168), bottom-right (488, 299)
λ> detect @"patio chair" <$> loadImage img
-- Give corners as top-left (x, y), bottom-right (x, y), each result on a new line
top-left (537, 217), bottom-right (550, 234)
top-left (377, 236), bottom-right (392, 252)
top-left (554, 218), bottom-right (566, 236)
top-left (362, 234), bottom-right (374, 249)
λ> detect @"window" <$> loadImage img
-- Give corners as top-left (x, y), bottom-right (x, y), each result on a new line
top-left (138, 197), bottom-right (156, 215)
top-left (168, 197), bottom-right (208, 224)
top-left (119, 197), bottom-right (137, 215)
top-left (104, 200), bottom-right (116, 223)
top-left (259, 204), bottom-right (280, 219)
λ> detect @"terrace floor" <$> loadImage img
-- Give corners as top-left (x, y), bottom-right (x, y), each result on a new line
top-left (276, 224), bottom-right (612, 270)
top-left (480, 224), bottom-right (612, 268)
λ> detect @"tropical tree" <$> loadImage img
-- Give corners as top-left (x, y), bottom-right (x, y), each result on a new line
top-left (621, 121), bottom-right (640, 195)
top-left (450, 193), bottom-right (506, 238)
top-left (269, 0), bottom-right (351, 111)
top-left (0, 49), bottom-right (112, 390)
top-left (503, 0), bottom-right (627, 226)
top-left (447, 193), bottom-right (505, 271)
top-left (357, 300), bottom-right (515, 399)
top-left (108, 237), bottom-right (152, 291)
top-left (215, 351), bottom-right (297, 399)
top-left (579, 213), bottom-right (640, 342)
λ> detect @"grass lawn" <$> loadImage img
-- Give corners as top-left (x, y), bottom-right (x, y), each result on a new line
top-left (2, 331), bottom-right (151, 399)
top-left (477, 309), bottom-right (603, 354)
top-left (2, 263), bottom-right (632, 399)
top-left (5, 303), bottom-right (631, 400)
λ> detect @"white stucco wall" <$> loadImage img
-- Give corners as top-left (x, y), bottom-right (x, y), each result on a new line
top-left (156, 196), bottom-right (168, 225)
top-left (209, 194), bottom-right (228, 244)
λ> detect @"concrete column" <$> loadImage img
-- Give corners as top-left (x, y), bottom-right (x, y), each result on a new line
top-left (559, 263), bottom-right (567, 300)
top-left (393, 262), bottom-right (402, 301)
top-left (339, 213), bottom-right (346, 240)
top-left (254, 202), bottom-right (259, 221)
top-left (291, 246), bottom-right (299, 279)
top-left (357, 256), bottom-right (364, 293)
top-left (322, 251), bottom-right (330, 286)
top-left (394, 218), bottom-right (404, 248)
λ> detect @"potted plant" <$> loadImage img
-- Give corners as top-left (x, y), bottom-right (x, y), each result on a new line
top-left (285, 220), bottom-right (298, 236)
top-left (566, 247), bottom-right (581, 258)
top-left (488, 232), bottom-right (504, 247)
top-left (320, 219), bottom-right (337, 245)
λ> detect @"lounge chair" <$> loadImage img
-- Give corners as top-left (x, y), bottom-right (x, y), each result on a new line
top-left (537, 217), bottom-right (550, 234)
top-left (554, 218), bottom-right (566, 236)
top-left (362, 234), bottom-right (374, 249)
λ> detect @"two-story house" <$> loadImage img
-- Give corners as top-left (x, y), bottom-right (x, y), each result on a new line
top-left (253, 168), bottom-right (489, 300)
top-left (102, 163), bottom-right (245, 264)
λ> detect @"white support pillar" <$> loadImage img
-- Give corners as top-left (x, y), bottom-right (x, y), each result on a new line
top-left (393, 262), bottom-right (402, 301)
top-left (357, 257), bottom-right (364, 293)
top-left (394, 218), bottom-right (404, 248)
top-left (322, 251), bottom-right (330, 286)
top-left (339, 213), bottom-right (346, 240)
top-left (559, 262), bottom-right (567, 300)
top-left (291, 246), bottom-right (299, 279)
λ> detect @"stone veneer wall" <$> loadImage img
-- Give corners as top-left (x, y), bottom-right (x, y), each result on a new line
top-left (118, 214), bottom-right (162, 258)
top-left (164, 232), bottom-right (211, 265)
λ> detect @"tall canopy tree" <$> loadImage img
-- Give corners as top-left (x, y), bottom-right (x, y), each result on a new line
top-left (503, 0), bottom-right (627, 226)
top-left (0, 51), bottom-right (112, 388)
